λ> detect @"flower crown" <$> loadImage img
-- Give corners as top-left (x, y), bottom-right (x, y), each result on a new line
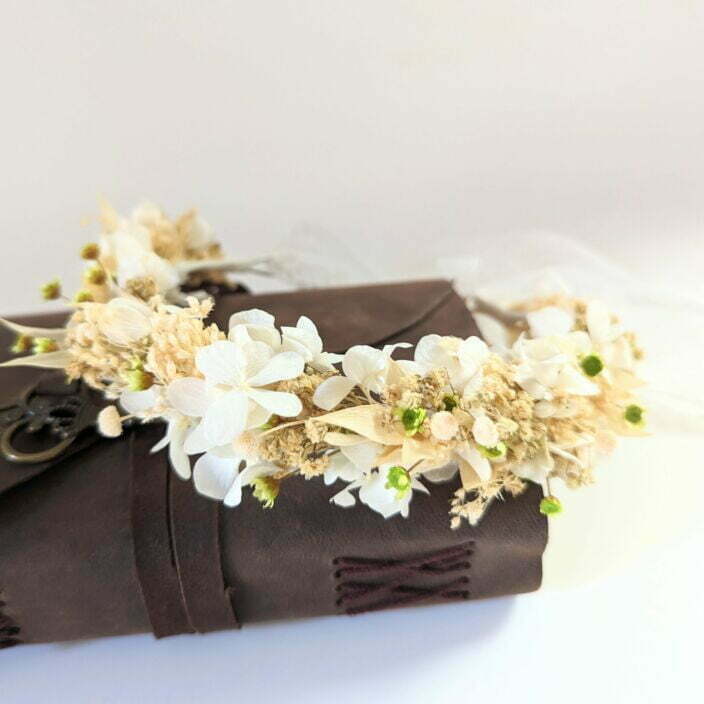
top-left (1, 202), bottom-right (647, 527)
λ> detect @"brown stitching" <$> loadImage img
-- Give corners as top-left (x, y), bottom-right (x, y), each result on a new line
top-left (0, 594), bottom-right (21, 650)
top-left (334, 542), bottom-right (473, 615)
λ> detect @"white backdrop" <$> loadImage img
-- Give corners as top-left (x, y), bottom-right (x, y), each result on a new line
top-left (1, 3), bottom-right (703, 703)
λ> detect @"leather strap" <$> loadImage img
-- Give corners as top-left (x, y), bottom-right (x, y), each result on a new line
top-left (169, 469), bottom-right (240, 633)
top-left (129, 426), bottom-right (193, 639)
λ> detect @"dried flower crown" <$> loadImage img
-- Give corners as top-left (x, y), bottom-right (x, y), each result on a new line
top-left (1, 202), bottom-right (647, 527)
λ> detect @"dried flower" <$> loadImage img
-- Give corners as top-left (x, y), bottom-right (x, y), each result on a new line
top-left (80, 243), bottom-right (100, 260)
top-left (97, 406), bottom-right (123, 438)
top-left (33, 337), bottom-right (58, 354)
top-left (40, 279), bottom-right (62, 301)
top-left (11, 334), bottom-right (33, 355)
top-left (84, 264), bottom-right (107, 286)
top-left (252, 476), bottom-right (280, 509)
top-left (73, 290), bottom-right (94, 304)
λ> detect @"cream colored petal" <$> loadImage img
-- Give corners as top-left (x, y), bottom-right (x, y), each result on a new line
top-left (0, 350), bottom-right (72, 369)
top-left (312, 376), bottom-right (357, 411)
top-left (0, 318), bottom-right (67, 340)
top-left (315, 405), bottom-right (400, 444)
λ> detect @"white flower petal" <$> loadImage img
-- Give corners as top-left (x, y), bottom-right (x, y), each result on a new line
top-left (414, 335), bottom-right (443, 368)
top-left (458, 444), bottom-right (492, 482)
top-left (242, 341), bottom-right (275, 379)
top-left (472, 415), bottom-right (499, 448)
top-left (280, 336), bottom-right (313, 362)
top-left (229, 309), bottom-right (276, 329)
top-left (121, 387), bottom-right (161, 414)
top-left (193, 453), bottom-right (240, 501)
top-left (331, 488), bottom-right (357, 507)
top-left (196, 341), bottom-right (245, 386)
top-left (430, 411), bottom-right (460, 441)
top-left (312, 376), bottom-right (357, 410)
top-left (203, 391), bottom-right (249, 446)
top-left (586, 300), bottom-right (612, 343)
top-left (224, 476), bottom-right (244, 507)
top-left (247, 351), bottom-right (304, 386)
top-left (247, 389), bottom-right (302, 417)
top-left (167, 378), bottom-right (210, 417)
top-left (422, 463), bottom-right (459, 483)
top-left (183, 420), bottom-right (212, 455)
top-left (168, 421), bottom-right (192, 479)
top-left (342, 345), bottom-right (386, 385)
top-left (340, 441), bottom-right (382, 472)
top-left (527, 306), bottom-right (575, 338)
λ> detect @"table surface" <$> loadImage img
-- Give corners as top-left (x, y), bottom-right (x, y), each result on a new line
top-left (1, 3), bottom-right (703, 702)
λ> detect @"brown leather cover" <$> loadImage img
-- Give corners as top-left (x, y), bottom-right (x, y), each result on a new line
top-left (0, 280), bottom-right (548, 649)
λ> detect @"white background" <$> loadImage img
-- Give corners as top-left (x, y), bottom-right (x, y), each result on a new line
top-left (1, 2), bottom-right (703, 703)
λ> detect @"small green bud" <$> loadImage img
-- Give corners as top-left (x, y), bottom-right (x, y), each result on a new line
top-left (395, 406), bottom-right (427, 436)
top-left (260, 415), bottom-right (281, 430)
top-left (80, 242), bottom-right (100, 260)
top-left (624, 404), bottom-right (645, 428)
top-left (73, 290), bottom-right (94, 304)
top-left (124, 369), bottom-right (154, 392)
top-left (83, 265), bottom-right (107, 286)
top-left (477, 441), bottom-right (507, 460)
top-left (442, 394), bottom-right (459, 412)
top-left (32, 337), bottom-right (58, 354)
top-left (252, 477), bottom-right (280, 509)
top-left (40, 279), bottom-right (62, 301)
top-left (580, 354), bottom-right (604, 377)
top-left (11, 334), bottom-right (34, 355)
top-left (540, 495), bottom-right (563, 516)
top-left (385, 465), bottom-right (412, 499)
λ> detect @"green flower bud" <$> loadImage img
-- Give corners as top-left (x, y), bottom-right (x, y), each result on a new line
top-left (73, 290), bottom-right (94, 304)
top-left (395, 406), bottom-right (427, 436)
top-left (252, 477), bottom-right (280, 509)
top-left (11, 334), bottom-right (34, 355)
top-left (624, 404), bottom-right (645, 428)
top-left (40, 279), bottom-right (62, 301)
top-left (260, 415), bottom-right (281, 430)
top-left (83, 265), bottom-right (107, 286)
top-left (124, 369), bottom-right (154, 392)
top-left (385, 465), bottom-right (412, 499)
top-left (580, 354), bottom-right (604, 377)
top-left (477, 441), bottom-right (507, 460)
top-left (443, 394), bottom-right (459, 412)
top-left (540, 495), bottom-right (563, 516)
top-left (32, 337), bottom-right (58, 354)
top-left (80, 243), bottom-right (100, 260)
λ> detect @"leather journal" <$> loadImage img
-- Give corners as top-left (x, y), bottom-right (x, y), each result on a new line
top-left (0, 280), bottom-right (548, 649)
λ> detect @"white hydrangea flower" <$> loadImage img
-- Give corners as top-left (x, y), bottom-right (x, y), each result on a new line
top-left (312, 343), bottom-right (411, 411)
top-left (512, 334), bottom-right (599, 400)
top-left (585, 300), bottom-right (635, 373)
top-left (193, 453), bottom-right (279, 507)
top-left (414, 334), bottom-right (490, 398)
top-left (281, 316), bottom-right (343, 372)
top-left (526, 306), bottom-right (575, 338)
top-left (101, 224), bottom-right (181, 298)
top-left (228, 309), bottom-right (282, 349)
top-left (96, 297), bottom-right (153, 347)
top-left (331, 463), bottom-right (428, 519)
top-left (167, 336), bottom-right (304, 454)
